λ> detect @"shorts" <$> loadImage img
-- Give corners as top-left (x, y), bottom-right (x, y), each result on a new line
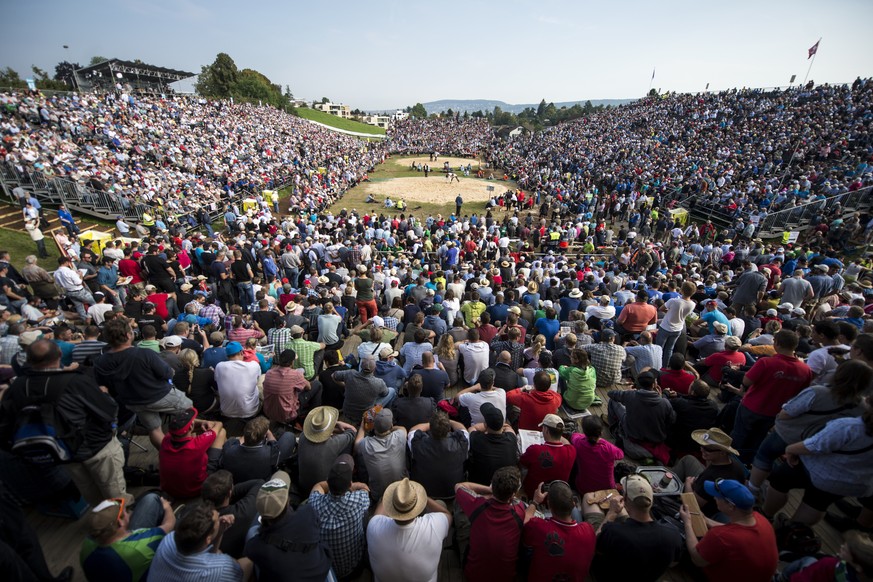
top-left (768, 460), bottom-right (841, 512)
top-left (127, 388), bottom-right (193, 431)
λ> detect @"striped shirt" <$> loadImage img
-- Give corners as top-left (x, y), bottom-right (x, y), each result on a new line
top-left (71, 340), bottom-right (107, 364)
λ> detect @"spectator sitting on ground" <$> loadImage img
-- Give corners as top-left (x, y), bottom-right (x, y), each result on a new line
top-left (519, 414), bottom-right (576, 498)
top-left (391, 373), bottom-right (436, 430)
top-left (506, 370), bottom-right (563, 431)
top-left (219, 416), bottom-right (296, 483)
top-left (158, 407), bottom-right (226, 500)
top-left (200, 470), bottom-right (264, 559)
top-left (355, 408), bottom-right (408, 501)
top-left (214, 341), bottom-right (261, 420)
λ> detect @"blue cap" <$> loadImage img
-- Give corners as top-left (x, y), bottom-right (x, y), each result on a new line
top-left (225, 341), bottom-right (244, 356)
top-left (703, 479), bottom-right (755, 510)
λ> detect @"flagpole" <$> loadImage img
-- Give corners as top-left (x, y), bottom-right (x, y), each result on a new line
top-left (803, 38), bottom-right (821, 85)
top-left (648, 68), bottom-right (655, 95)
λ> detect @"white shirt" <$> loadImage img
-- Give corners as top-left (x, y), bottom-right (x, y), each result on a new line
top-left (806, 344), bottom-right (850, 384)
top-left (459, 388), bottom-right (507, 425)
top-left (659, 297), bottom-right (695, 333)
top-left (367, 513), bottom-right (449, 582)
top-left (88, 303), bottom-right (114, 325)
top-left (457, 341), bottom-right (489, 385)
top-left (215, 360), bottom-right (261, 418)
top-left (53, 265), bottom-right (84, 291)
top-left (729, 317), bottom-right (745, 339)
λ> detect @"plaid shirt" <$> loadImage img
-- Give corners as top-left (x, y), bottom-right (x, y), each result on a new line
top-left (584, 343), bottom-right (627, 387)
top-left (308, 490), bottom-right (370, 578)
top-left (289, 337), bottom-right (322, 380)
top-left (399, 341), bottom-right (435, 373)
top-left (490, 338), bottom-right (525, 370)
top-left (268, 327), bottom-right (292, 353)
top-left (382, 316), bottom-right (400, 332)
top-left (0, 335), bottom-right (21, 365)
top-left (199, 304), bottom-right (226, 327)
top-left (227, 326), bottom-right (264, 344)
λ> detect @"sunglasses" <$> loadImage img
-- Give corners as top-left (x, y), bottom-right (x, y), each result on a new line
top-left (97, 497), bottom-right (128, 523)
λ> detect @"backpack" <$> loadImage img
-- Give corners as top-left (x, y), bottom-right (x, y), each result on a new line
top-left (11, 375), bottom-right (74, 466)
top-left (775, 521), bottom-right (822, 558)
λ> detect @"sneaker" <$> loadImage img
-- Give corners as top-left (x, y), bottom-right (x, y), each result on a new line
top-left (825, 511), bottom-right (873, 533)
top-left (835, 498), bottom-right (863, 520)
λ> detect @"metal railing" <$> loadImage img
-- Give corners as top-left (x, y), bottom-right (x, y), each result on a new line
top-left (684, 185), bottom-right (873, 237)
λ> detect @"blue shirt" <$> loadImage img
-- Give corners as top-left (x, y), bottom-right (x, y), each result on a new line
top-left (534, 318), bottom-right (561, 350)
top-left (148, 531), bottom-right (242, 582)
top-left (202, 347), bottom-right (228, 369)
top-left (700, 310), bottom-right (733, 336)
top-left (98, 265), bottom-right (119, 290)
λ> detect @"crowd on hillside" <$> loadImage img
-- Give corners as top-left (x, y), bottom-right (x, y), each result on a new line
top-left (387, 117), bottom-right (494, 157)
top-left (0, 80), bottom-right (872, 582)
top-left (0, 91), bottom-right (386, 226)
top-left (489, 79), bottom-right (873, 227)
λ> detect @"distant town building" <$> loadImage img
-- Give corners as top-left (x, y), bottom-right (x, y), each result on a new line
top-left (361, 114), bottom-right (391, 129)
top-left (392, 110), bottom-right (409, 121)
top-left (313, 102), bottom-right (351, 119)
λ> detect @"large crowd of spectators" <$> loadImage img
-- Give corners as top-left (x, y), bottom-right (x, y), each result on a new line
top-left (0, 79), bottom-right (872, 582)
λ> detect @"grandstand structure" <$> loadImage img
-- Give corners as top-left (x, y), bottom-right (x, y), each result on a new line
top-left (72, 59), bottom-right (195, 94)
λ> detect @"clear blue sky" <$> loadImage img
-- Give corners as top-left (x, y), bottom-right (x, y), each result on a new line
top-left (2, 0), bottom-right (872, 110)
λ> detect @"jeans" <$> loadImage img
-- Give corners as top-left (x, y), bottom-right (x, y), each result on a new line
top-left (655, 327), bottom-right (683, 368)
top-left (375, 387), bottom-right (398, 409)
top-left (730, 404), bottom-right (776, 464)
top-left (237, 282), bottom-right (255, 312)
top-left (129, 492), bottom-right (167, 530)
top-left (284, 268), bottom-right (299, 287)
top-left (751, 430), bottom-right (788, 471)
top-left (65, 287), bottom-right (96, 320)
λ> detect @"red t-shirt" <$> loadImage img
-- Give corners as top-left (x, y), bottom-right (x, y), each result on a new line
top-left (146, 293), bottom-right (170, 319)
top-left (159, 430), bottom-right (216, 499)
top-left (520, 442), bottom-right (576, 498)
top-left (657, 368), bottom-right (696, 394)
top-left (506, 389), bottom-right (562, 431)
top-left (477, 324), bottom-right (499, 345)
top-left (696, 512), bottom-right (778, 582)
top-left (742, 354), bottom-right (814, 416)
top-left (455, 488), bottom-right (525, 581)
top-left (118, 258), bottom-right (144, 284)
top-left (523, 517), bottom-right (596, 582)
top-left (570, 434), bottom-right (624, 494)
top-left (702, 350), bottom-right (747, 384)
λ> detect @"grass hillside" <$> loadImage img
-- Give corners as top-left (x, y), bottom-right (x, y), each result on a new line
top-left (295, 108), bottom-right (386, 135)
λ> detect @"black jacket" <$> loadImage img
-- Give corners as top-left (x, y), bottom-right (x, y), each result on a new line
top-left (0, 369), bottom-right (118, 461)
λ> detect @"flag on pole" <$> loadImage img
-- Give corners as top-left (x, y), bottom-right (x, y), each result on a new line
top-left (651, 68), bottom-right (656, 80)
top-left (808, 39), bottom-right (820, 59)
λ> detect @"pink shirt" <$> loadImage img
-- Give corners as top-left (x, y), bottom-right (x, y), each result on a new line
top-left (570, 434), bottom-right (624, 494)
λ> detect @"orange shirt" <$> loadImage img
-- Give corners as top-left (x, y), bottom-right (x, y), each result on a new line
top-left (617, 302), bottom-right (657, 332)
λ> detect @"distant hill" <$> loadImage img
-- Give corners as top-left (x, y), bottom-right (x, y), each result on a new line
top-left (417, 98), bottom-right (636, 115)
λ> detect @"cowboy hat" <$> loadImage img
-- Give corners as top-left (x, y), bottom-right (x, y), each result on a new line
top-left (691, 427), bottom-right (738, 455)
top-left (303, 406), bottom-right (339, 443)
top-left (382, 478), bottom-right (428, 521)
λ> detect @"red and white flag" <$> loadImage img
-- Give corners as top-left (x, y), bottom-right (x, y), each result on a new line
top-left (808, 39), bottom-right (820, 59)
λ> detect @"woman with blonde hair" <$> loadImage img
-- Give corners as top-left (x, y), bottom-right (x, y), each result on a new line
top-left (435, 333), bottom-right (460, 387)
top-left (173, 348), bottom-right (217, 414)
top-left (523, 334), bottom-right (547, 368)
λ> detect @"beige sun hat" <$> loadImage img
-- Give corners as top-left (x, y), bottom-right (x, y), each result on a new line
top-left (381, 478), bottom-right (428, 521)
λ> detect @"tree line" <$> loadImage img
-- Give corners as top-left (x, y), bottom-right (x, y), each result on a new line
top-left (402, 98), bottom-right (614, 129)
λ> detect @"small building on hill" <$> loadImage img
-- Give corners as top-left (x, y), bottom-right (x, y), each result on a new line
top-left (360, 114), bottom-right (391, 129)
top-left (313, 102), bottom-right (351, 119)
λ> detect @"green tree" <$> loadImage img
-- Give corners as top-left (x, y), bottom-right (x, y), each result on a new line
top-left (321, 97), bottom-right (330, 103)
top-left (89, 56), bottom-right (110, 66)
top-left (536, 99), bottom-right (547, 118)
top-left (0, 67), bottom-right (25, 88)
top-left (195, 52), bottom-right (238, 99)
top-left (54, 60), bottom-right (81, 87)
top-left (446, 108), bottom-right (454, 117)
top-left (409, 103), bottom-right (427, 118)
top-left (284, 85), bottom-right (294, 100)
top-left (31, 65), bottom-right (49, 81)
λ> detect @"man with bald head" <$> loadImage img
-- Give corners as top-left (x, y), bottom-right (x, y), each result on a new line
top-left (410, 351), bottom-right (451, 402)
top-left (493, 350), bottom-right (526, 391)
top-left (0, 339), bottom-right (128, 505)
top-left (624, 331), bottom-right (664, 378)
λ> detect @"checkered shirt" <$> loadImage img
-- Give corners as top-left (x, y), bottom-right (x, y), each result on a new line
top-left (0, 335), bottom-right (21, 365)
top-left (268, 327), bottom-right (292, 354)
top-left (199, 304), bottom-right (226, 327)
top-left (382, 316), bottom-right (400, 332)
top-left (307, 490), bottom-right (370, 578)
top-left (584, 343), bottom-right (627, 387)
top-left (489, 338), bottom-right (525, 370)
top-left (289, 337), bottom-right (322, 380)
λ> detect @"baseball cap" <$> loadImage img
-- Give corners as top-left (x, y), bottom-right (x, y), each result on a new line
top-left (637, 369), bottom-right (660, 389)
top-left (507, 306), bottom-right (521, 315)
top-left (766, 308), bottom-right (777, 317)
top-left (328, 454), bottom-right (354, 494)
top-left (88, 495), bottom-right (136, 536)
top-left (370, 316), bottom-right (385, 328)
top-left (361, 357), bottom-right (376, 373)
top-left (600, 329), bottom-right (616, 341)
top-left (776, 303), bottom-right (793, 311)
top-left (712, 322), bottom-right (728, 334)
top-left (373, 409), bottom-right (394, 435)
top-left (539, 414), bottom-right (564, 430)
top-left (168, 407), bottom-right (198, 436)
top-left (161, 335), bottom-right (183, 348)
top-left (724, 336), bottom-right (742, 349)
top-left (480, 402), bottom-right (504, 431)
top-left (225, 341), bottom-right (243, 356)
top-left (257, 471), bottom-right (291, 519)
top-left (621, 474), bottom-right (654, 508)
top-left (703, 479), bottom-right (755, 510)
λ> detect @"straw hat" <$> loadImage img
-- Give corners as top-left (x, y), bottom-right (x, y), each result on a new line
top-left (303, 406), bottom-right (339, 443)
top-left (382, 478), bottom-right (428, 521)
top-left (691, 427), bottom-right (738, 455)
